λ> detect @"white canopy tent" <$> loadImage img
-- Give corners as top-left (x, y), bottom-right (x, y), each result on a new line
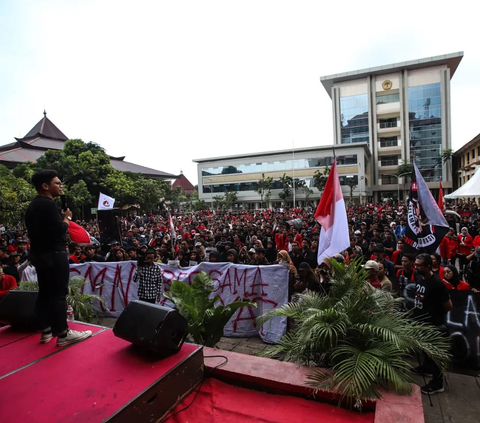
top-left (444, 167), bottom-right (480, 199)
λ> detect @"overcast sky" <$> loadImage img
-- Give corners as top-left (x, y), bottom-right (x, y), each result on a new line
top-left (1, 1), bottom-right (479, 185)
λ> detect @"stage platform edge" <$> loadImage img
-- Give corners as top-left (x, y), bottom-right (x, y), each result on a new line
top-left (106, 343), bottom-right (204, 423)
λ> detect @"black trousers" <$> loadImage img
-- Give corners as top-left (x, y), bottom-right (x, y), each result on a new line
top-left (32, 251), bottom-right (69, 336)
top-left (139, 298), bottom-right (156, 304)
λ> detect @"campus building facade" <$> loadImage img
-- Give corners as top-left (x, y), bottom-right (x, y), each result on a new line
top-left (194, 143), bottom-right (372, 209)
top-left (454, 132), bottom-right (480, 189)
top-left (321, 52), bottom-right (463, 201)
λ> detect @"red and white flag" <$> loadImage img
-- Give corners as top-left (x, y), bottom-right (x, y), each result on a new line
top-left (169, 214), bottom-right (176, 240)
top-left (314, 161), bottom-right (350, 263)
top-left (438, 179), bottom-right (445, 213)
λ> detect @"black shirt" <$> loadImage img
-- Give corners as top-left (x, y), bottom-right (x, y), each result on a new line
top-left (412, 273), bottom-right (450, 326)
top-left (25, 196), bottom-right (68, 254)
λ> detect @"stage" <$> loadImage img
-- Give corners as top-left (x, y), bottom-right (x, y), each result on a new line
top-left (0, 322), bottom-right (203, 423)
top-left (0, 322), bottom-right (423, 423)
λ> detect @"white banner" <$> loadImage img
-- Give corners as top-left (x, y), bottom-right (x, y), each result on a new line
top-left (70, 261), bottom-right (288, 343)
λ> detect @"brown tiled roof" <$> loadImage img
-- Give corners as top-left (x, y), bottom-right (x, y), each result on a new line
top-left (17, 112), bottom-right (68, 141)
top-left (1, 113), bottom-right (177, 180)
top-left (110, 159), bottom-right (177, 179)
top-left (172, 172), bottom-right (195, 194)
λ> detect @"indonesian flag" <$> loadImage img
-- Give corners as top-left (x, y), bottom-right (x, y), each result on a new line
top-left (169, 214), bottom-right (176, 240)
top-left (438, 179), bottom-right (445, 213)
top-left (98, 192), bottom-right (115, 210)
top-left (68, 221), bottom-right (91, 245)
top-left (314, 161), bottom-right (350, 263)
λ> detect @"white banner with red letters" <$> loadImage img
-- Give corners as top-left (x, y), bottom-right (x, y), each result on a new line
top-left (70, 261), bottom-right (288, 343)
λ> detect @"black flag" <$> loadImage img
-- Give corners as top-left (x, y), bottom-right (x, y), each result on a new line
top-left (404, 163), bottom-right (449, 254)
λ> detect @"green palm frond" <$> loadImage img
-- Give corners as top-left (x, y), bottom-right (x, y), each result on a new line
top-left (260, 258), bottom-right (451, 407)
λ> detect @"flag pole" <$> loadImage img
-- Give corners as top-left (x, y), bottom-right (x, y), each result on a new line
top-left (292, 139), bottom-right (295, 208)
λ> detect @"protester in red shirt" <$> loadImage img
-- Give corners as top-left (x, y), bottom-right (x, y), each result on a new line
top-left (458, 227), bottom-right (473, 255)
top-left (0, 267), bottom-right (17, 299)
top-left (445, 227), bottom-right (459, 264)
top-left (442, 265), bottom-right (478, 292)
top-left (431, 253), bottom-right (445, 281)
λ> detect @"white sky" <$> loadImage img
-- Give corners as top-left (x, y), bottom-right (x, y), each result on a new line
top-left (1, 1), bottom-right (479, 185)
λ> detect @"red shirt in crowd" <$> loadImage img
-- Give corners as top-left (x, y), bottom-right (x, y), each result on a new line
top-left (0, 273), bottom-right (17, 299)
top-left (457, 234), bottom-right (473, 255)
top-left (443, 279), bottom-right (470, 291)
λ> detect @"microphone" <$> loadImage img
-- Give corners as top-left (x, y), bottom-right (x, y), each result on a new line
top-left (60, 194), bottom-right (68, 211)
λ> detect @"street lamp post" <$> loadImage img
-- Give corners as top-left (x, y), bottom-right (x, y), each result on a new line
top-left (389, 174), bottom-right (401, 204)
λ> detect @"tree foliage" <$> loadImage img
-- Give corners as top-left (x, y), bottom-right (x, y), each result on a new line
top-left (313, 166), bottom-right (330, 194)
top-left (257, 173), bottom-right (273, 208)
top-left (0, 165), bottom-right (36, 226)
top-left (259, 259), bottom-right (450, 408)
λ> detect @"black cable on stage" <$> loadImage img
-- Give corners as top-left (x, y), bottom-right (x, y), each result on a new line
top-left (160, 355), bottom-right (229, 422)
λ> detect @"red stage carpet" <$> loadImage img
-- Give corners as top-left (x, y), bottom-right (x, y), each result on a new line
top-left (0, 327), bottom-right (202, 423)
top-left (0, 322), bottom-right (103, 376)
top-left (168, 378), bottom-right (374, 423)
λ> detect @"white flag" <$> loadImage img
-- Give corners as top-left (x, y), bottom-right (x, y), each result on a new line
top-left (98, 193), bottom-right (115, 210)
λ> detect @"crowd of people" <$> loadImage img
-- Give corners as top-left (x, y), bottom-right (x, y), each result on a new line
top-left (2, 173), bottom-right (480, 395)
top-left (2, 201), bottom-right (480, 299)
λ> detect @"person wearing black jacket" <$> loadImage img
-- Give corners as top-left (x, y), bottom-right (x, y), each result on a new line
top-left (25, 170), bottom-right (92, 347)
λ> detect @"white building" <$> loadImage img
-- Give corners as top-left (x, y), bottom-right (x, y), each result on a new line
top-left (194, 143), bottom-right (372, 209)
top-left (320, 52), bottom-right (463, 201)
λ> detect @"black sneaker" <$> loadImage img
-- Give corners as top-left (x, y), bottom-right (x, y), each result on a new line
top-left (421, 382), bottom-right (444, 395)
top-left (412, 365), bottom-right (432, 376)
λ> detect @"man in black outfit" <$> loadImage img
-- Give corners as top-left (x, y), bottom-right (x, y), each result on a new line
top-left (412, 253), bottom-right (452, 395)
top-left (25, 170), bottom-right (92, 347)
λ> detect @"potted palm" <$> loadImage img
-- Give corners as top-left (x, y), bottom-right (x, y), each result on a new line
top-left (259, 259), bottom-right (450, 408)
top-left (19, 276), bottom-right (103, 323)
top-left (164, 271), bottom-right (256, 347)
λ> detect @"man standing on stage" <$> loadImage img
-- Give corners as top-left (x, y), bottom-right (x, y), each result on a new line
top-left (25, 170), bottom-right (92, 346)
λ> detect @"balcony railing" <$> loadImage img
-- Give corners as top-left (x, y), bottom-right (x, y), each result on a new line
top-left (379, 121), bottom-right (398, 129)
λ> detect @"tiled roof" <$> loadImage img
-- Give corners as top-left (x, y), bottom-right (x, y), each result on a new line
top-left (18, 112), bottom-right (68, 141)
top-left (172, 173), bottom-right (195, 193)
top-left (1, 113), bottom-right (177, 180)
top-left (110, 159), bottom-right (177, 179)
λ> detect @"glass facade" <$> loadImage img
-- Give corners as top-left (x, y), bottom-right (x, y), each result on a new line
top-left (340, 94), bottom-right (369, 144)
top-left (376, 93), bottom-right (400, 104)
top-left (202, 175), bottom-right (359, 194)
top-left (408, 83), bottom-right (442, 182)
top-left (201, 155), bottom-right (357, 176)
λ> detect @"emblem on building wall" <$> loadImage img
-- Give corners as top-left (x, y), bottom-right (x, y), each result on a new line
top-left (382, 80), bottom-right (393, 90)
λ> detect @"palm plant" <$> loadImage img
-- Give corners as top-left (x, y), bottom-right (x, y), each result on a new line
top-left (19, 276), bottom-right (103, 323)
top-left (259, 259), bottom-right (450, 408)
top-left (164, 272), bottom-right (256, 347)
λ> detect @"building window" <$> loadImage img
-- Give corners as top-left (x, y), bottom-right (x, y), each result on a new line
top-left (379, 118), bottom-right (397, 128)
top-left (340, 94), bottom-right (369, 144)
top-left (382, 174), bottom-right (399, 184)
top-left (408, 83), bottom-right (442, 182)
top-left (379, 136), bottom-right (398, 147)
top-left (467, 152), bottom-right (470, 164)
top-left (376, 93), bottom-right (400, 104)
top-left (380, 155), bottom-right (400, 166)
top-left (473, 149), bottom-right (476, 159)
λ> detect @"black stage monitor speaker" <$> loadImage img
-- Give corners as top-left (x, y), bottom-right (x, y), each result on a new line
top-left (113, 301), bottom-right (188, 358)
top-left (0, 290), bottom-right (38, 330)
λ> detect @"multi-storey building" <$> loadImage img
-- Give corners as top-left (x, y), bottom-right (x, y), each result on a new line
top-left (453, 133), bottom-right (480, 189)
top-left (320, 52), bottom-right (463, 200)
top-left (194, 143), bottom-right (372, 209)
